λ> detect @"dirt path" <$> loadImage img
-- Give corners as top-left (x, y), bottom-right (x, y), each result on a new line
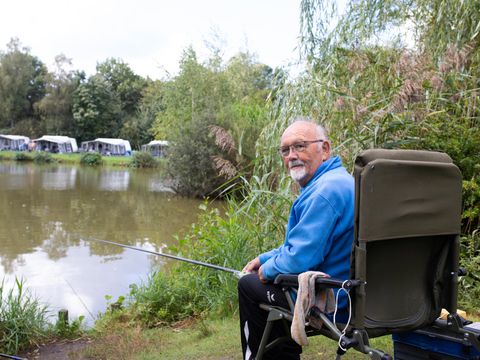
top-left (19, 338), bottom-right (93, 360)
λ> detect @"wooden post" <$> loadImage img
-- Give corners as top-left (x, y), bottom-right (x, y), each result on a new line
top-left (58, 309), bottom-right (69, 325)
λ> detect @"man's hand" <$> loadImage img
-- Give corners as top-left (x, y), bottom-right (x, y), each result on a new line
top-left (258, 266), bottom-right (268, 284)
top-left (242, 257), bottom-right (261, 273)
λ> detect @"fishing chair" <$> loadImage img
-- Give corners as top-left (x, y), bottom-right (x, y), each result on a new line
top-left (256, 149), bottom-right (479, 360)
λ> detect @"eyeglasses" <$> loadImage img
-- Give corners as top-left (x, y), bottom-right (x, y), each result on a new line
top-left (278, 139), bottom-right (324, 157)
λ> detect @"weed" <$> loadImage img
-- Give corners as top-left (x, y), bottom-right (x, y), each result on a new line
top-left (33, 152), bottom-right (55, 164)
top-left (54, 312), bottom-right (85, 338)
top-left (80, 152), bottom-right (103, 166)
top-left (14, 152), bottom-right (32, 161)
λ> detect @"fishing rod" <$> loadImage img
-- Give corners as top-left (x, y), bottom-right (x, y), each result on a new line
top-left (84, 237), bottom-right (246, 279)
top-left (0, 353), bottom-right (24, 360)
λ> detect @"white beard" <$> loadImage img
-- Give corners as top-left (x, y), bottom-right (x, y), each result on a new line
top-left (289, 165), bottom-right (307, 184)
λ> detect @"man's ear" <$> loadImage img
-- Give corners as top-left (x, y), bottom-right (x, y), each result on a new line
top-left (322, 140), bottom-right (331, 160)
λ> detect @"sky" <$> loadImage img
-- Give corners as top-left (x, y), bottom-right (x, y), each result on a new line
top-left (0, 0), bottom-right (302, 80)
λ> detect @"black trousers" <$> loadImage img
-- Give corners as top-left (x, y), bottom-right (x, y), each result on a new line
top-left (238, 273), bottom-right (302, 360)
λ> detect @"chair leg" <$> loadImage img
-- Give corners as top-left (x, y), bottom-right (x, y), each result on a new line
top-left (256, 308), bottom-right (289, 360)
top-left (256, 317), bottom-right (273, 360)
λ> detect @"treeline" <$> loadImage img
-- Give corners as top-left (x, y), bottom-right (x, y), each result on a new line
top-left (0, 38), bottom-right (281, 196)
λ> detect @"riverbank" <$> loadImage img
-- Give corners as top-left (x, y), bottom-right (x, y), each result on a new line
top-left (0, 151), bottom-right (163, 168)
top-left (23, 310), bottom-right (480, 359)
top-left (21, 315), bottom-right (394, 359)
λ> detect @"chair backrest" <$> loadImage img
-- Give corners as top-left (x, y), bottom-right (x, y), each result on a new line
top-left (351, 149), bottom-right (462, 337)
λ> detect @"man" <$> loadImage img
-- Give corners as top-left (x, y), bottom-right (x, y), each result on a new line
top-left (238, 119), bottom-right (354, 360)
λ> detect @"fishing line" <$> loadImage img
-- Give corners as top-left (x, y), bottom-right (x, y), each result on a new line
top-left (83, 236), bottom-right (246, 279)
top-left (63, 278), bottom-right (96, 321)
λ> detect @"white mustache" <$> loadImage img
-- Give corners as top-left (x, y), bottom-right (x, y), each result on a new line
top-left (289, 160), bottom-right (304, 169)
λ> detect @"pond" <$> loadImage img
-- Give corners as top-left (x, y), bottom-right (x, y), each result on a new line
top-left (0, 162), bottom-right (215, 326)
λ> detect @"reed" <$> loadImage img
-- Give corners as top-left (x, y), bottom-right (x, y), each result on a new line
top-left (0, 278), bottom-right (49, 354)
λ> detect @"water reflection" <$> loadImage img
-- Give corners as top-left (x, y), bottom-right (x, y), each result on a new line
top-left (42, 167), bottom-right (77, 190)
top-left (98, 169), bottom-right (130, 191)
top-left (0, 162), bottom-right (216, 325)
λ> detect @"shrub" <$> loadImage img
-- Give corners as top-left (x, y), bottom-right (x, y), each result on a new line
top-left (33, 152), bottom-right (55, 164)
top-left (128, 186), bottom-right (291, 323)
top-left (80, 152), bottom-right (103, 166)
top-left (458, 231), bottom-right (480, 312)
top-left (14, 152), bottom-right (33, 161)
top-left (54, 312), bottom-right (85, 338)
top-left (129, 272), bottom-right (198, 325)
top-left (129, 151), bottom-right (158, 168)
top-left (166, 118), bottom-right (225, 198)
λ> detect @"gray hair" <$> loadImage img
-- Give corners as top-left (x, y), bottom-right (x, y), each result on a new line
top-left (289, 117), bottom-right (329, 140)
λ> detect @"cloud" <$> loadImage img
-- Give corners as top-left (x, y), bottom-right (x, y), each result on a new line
top-left (0, 0), bottom-right (300, 79)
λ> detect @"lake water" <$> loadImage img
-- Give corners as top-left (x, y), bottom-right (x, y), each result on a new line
top-left (0, 162), bottom-right (212, 326)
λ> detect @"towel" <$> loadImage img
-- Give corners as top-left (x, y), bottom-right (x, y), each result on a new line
top-left (291, 271), bottom-right (335, 346)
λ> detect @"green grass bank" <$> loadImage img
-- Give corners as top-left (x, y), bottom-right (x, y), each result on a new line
top-left (85, 315), bottom-right (394, 359)
top-left (0, 150), bottom-right (163, 168)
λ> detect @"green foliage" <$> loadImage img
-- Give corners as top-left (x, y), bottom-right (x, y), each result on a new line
top-left (96, 58), bottom-right (147, 115)
top-left (128, 175), bottom-right (293, 322)
top-left (463, 178), bottom-right (480, 234)
top-left (33, 152), bottom-right (55, 164)
top-left (14, 152), bottom-right (32, 161)
top-left (72, 75), bottom-right (122, 143)
top-left (151, 48), bottom-right (273, 197)
top-left (80, 152), bottom-right (103, 166)
top-left (129, 151), bottom-right (158, 168)
top-left (36, 55), bottom-right (82, 135)
top-left (129, 272), bottom-right (198, 325)
top-left (129, 0), bottom-right (480, 323)
top-left (458, 231), bottom-right (480, 312)
top-left (0, 38), bottom-right (48, 134)
top-left (54, 313), bottom-right (85, 338)
top-left (293, 0), bottom-right (480, 304)
top-left (166, 118), bottom-right (225, 198)
top-left (0, 278), bottom-right (49, 354)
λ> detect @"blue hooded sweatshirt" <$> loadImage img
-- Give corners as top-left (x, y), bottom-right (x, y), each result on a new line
top-left (259, 156), bottom-right (354, 312)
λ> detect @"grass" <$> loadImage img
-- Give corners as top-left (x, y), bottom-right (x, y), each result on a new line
top-left (84, 314), bottom-right (396, 360)
top-left (84, 310), bottom-right (480, 360)
top-left (0, 278), bottom-right (50, 354)
top-left (0, 151), bottom-right (161, 168)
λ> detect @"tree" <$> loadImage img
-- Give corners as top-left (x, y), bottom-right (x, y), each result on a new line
top-left (96, 58), bottom-right (146, 115)
top-left (122, 80), bottom-right (164, 149)
top-left (35, 54), bottom-right (83, 135)
top-left (72, 74), bottom-right (121, 142)
top-left (152, 47), bottom-right (274, 197)
top-left (0, 38), bottom-right (48, 134)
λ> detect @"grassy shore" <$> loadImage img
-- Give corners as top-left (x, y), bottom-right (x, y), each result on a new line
top-left (0, 150), bottom-right (155, 167)
top-left (85, 315), bottom-right (394, 360)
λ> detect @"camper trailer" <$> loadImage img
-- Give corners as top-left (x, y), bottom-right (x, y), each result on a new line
top-left (141, 140), bottom-right (169, 157)
top-left (0, 135), bottom-right (30, 151)
top-left (33, 135), bottom-right (78, 153)
top-left (81, 138), bottom-right (132, 156)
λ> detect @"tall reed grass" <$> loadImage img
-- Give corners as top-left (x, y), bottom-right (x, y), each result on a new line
top-left (0, 278), bottom-right (49, 354)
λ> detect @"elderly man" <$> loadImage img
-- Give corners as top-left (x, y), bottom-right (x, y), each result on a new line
top-left (238, 119), bottom-right (355, 360)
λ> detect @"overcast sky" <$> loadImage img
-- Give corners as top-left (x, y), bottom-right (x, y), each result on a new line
top-left (0, 0), bottom-right (302, 79)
